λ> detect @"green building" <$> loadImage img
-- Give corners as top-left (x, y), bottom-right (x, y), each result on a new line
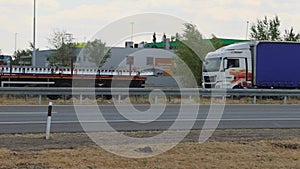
top-left (144, 38), bottom-right (249, 49)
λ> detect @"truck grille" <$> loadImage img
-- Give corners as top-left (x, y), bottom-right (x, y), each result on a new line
top-left (204, 76), bottom-right (216, 83)
top-left (204, 84), bottom-right (216, 88)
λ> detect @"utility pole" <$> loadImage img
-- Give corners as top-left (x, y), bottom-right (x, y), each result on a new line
top-left (246, 21), bottom-right (249, 40)
top-left (32, 0), bottom-right (36, 66)
top-left (130, 22), bottom-right (134, 42)
top-left (14, 33), bottom-right (17, 53)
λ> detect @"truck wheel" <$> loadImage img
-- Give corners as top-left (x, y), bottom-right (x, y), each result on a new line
top-left (103, 95), bottom-right (112, 100)
top-left (96, 95), bottom-right (113, 100)
top-left (62, 95), bottom-right (72, 100)
top-left (232, 85), bottom-right (243, 99)
top-left (58, 83), bottom-right (72, 100)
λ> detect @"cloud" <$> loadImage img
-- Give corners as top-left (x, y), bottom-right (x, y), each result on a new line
top-left (1, 0), bottom-right (300, 54)
top-left (0, 0), bottom-right (29, 6)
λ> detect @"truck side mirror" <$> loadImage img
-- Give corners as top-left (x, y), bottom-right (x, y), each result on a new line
top-left (223, 59), bottom-right (228, 70)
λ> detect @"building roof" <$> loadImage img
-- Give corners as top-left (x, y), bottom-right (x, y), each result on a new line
top-left (144, 38), bottom-right (249, 49)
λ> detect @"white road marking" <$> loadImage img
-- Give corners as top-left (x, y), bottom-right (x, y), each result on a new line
top-left (0, 112), bottom-right (57, 115)
top-left (0, 118), bottom-right (299, 125)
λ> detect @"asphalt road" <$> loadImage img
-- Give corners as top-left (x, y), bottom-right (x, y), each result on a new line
top-left (0, 104), bottom-right (299, 134)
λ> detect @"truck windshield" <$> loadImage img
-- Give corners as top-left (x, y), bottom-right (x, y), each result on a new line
top-left (203, 58), bottom-right (221, 72)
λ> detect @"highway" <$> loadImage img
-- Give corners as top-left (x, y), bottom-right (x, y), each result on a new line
top-left (0, 104), bottom-right (299, 134)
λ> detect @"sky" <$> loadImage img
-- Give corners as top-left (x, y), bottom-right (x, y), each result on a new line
top-left (1, 0), bottom-right (300, 55)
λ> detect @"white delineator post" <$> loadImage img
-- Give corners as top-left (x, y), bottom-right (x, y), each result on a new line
top-left (45, 102), bottom-right (53, 140)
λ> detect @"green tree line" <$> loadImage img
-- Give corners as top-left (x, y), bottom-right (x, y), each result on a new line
top-left (250, 15), bottom-right (300, 41)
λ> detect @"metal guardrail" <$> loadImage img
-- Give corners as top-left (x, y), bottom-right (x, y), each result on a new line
top-left (0, 87), bottom-right (299, 104)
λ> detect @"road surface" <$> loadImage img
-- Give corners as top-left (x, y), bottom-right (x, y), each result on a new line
top-left (0, 104), bottom-right (299, 133)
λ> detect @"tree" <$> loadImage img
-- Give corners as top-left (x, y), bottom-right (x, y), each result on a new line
top-left (12, 42), bottom-right (36, 65)
top-left (284, 27), bottom-right (300, 41)
top-left (13, 49), bottom-right (32, 65)
top-left (162, 33), bottom-right (167, 42)
top-left (250, 15), bottom-right (300, 42)
top-left (152, 32), bottom-right (156, 43)
top-left (171, 33), bottom-right (180, 42)
top-left (81, 39), bottom-right (110, 67)
top-left (47, 29), bottom-right (76, 66)
top-left (250, 15), bottom-right (281, 41)
top-left (48, 29), bottom-right (74, 49)
top-left (174, 23), bottom-right (214, 87)
top-left (210, 34), bottom-right (224, 49)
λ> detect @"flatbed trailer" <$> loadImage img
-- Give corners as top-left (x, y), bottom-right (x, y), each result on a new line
top-left (0, 66), bottom-right (147, 100)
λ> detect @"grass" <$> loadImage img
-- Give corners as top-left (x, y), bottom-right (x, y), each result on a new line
top-left (0, 130), bottom-right (299, 168)
top-left (0, 139), bottom-right (299, 168)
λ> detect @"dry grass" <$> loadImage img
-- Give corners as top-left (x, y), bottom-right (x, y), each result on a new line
top-left (0, 139), bottom-right (299, 168)
top-left (0, 130), bottom-right (299, 168)
top-left (0, 129), bottom-right (300, 169)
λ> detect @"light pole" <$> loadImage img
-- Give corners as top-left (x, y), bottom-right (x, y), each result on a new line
top-left (130, 22), bottom-right (134, 42)
top-left (14, 32), bottom-right (17, 53)
top-left (246, 21), bottom-right (249, 40)
top-left (32, 0), bottom-right (36, 66)
top-left (62, 33), bottom-right (73, 67)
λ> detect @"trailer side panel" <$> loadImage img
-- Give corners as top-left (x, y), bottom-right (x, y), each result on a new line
top-left (256, 42), bottom-right (300, 88)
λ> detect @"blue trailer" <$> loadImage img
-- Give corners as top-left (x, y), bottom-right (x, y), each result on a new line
top-left (254, 42), bottom-right (300, 88)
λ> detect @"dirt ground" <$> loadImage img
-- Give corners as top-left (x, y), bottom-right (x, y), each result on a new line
top-left (0, 129), bottom-right (299, 169)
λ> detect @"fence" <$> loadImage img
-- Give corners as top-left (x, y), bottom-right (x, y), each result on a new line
top-left (1, 87), bottom-right (300, 104)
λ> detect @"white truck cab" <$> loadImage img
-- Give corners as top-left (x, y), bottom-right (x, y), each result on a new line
top-left (202, 42), bottom-right (254, 89)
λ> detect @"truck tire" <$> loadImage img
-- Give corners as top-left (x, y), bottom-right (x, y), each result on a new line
top-left (232, 85), bottom-right (243, 99)
top-left (58, 82), bottom-right (72, 100)
top-left (103, 95), bottom-right (113, 100)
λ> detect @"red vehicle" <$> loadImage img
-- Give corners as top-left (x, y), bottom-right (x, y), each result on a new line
top-left (0, 55), bottom-right (11, 66)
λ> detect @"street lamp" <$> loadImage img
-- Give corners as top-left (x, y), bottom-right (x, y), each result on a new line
top-left (246, 21), bottom-right (249, 40)
top-left (14, 32), bottom-right (17, 53)
top-left (32, 0), bottom-right (36, 66)
top-left (130, 22), bottom-right (134, 42)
